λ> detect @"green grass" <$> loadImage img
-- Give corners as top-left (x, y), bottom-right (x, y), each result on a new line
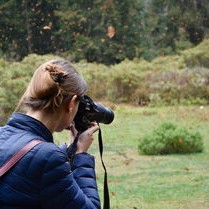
top-left (54, 105), bottom-right (209, 209)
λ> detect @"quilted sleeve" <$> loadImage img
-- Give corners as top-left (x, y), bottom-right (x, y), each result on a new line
top-left (40, 143), bottom-right (101, 209)
top-left (71, 153), bottom-right (101, 207)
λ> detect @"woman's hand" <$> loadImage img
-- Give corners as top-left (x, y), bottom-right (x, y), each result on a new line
top-left (68, 122), bottom-right (99, 154)
top-left (75, 122), bottom-right (99, 154)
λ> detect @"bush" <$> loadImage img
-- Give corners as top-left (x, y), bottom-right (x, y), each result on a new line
top-left (181, 38), bottom-right (209, 68)
top-left (0, 54), bottom-right (63, 124)
top-left (76, 62), bottom-right (110, 100)
top-left (138, 122), bottom-right (203, 155)
top-left (2, 41), bottom-right (209, 125)
top-left (146, 68), bottom-right (209, 105)
top-left (107, 61), bottom-right (143, 103)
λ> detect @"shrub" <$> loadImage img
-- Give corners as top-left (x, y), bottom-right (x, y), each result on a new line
top-left (138, 122), bottom-right (203, 155)
top-left (151, 55), bottom-right (185, 71)
top-left (77, 62), bottom-right (110, 100)
top-left (132, 87), bottom-right (150, 106)
top-left (0, 54), bottom-right (62, 124)
top-left (181, 38), bottom-right (209, 68)
top-left (108, 61), bottom-right (144, 103)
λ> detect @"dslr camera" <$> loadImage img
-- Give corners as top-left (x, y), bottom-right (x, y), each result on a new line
top-left (74, 95), bottom-right (114, 132)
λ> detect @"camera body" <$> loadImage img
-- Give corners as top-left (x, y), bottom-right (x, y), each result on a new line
top-left (74, 95), bottom-right (114, 132)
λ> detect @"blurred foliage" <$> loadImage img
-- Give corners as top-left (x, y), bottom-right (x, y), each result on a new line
top-left (181, 39), bottom-right (209, 68)
top-left (0, 0), bottom-right (209, 64)
top-left (1, 39), bottom-right (209, 124)
top-left (138, 122), bottom-right (203, 155)
top-left (0, 54), bottom-right (61, 123)
top-left (0, 0), bottom-right (60, 59)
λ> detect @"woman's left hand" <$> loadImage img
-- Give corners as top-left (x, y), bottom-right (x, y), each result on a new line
top-left (75, 122), bottom-right (99, 154)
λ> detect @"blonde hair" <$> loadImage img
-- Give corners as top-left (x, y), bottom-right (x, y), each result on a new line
top-left (16, 60), bottom-right (87, 112)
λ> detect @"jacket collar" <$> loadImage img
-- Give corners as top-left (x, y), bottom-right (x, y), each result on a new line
top-left (6, 112), bottom-right (53, 142)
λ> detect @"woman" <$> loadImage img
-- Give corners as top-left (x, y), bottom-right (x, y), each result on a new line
top-left (0, 60), bottom-right (100, 209)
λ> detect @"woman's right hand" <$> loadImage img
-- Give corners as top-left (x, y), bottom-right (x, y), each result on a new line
top-left (75, 122), bottom-right (99, 154)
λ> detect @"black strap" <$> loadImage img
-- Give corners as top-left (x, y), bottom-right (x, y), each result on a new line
top-left (67, 133), bottom-right (80, 160)
top-left (98, 129), bottom-right (110, 209)
top-left (67, 129), bottom-right (110, 209)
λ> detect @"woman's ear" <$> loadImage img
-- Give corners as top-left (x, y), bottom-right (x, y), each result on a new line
top-left (67, 95), bottom-right (77, 113)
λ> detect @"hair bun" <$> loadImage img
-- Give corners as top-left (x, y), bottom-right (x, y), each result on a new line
top-left (45, 64), bottom-right (68, 84)
top-left (38, 64), bottom-right (68, 108)
top-left (16, 59), bottom-right (87, 113)
top-left (29, 64), bottom-right (68, 108)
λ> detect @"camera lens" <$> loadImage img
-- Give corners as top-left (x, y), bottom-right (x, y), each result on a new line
top-left (86, 103), bottom-right (114, 124)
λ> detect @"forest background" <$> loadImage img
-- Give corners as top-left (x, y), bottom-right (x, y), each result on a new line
top-left (1, 0), bottom-right (209, 64)
top-left (1, 0), bottom-right (209, 123)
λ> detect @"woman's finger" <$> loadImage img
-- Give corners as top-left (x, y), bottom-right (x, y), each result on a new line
top-left (87, 122), bottom-right (99, 135)
top-left (70, 122), bottom-right (78, 137)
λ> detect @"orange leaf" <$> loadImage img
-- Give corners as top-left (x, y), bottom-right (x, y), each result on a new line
top-left (107, 26), bottom-right (116, 38)
top-left (43, 26), bottom-right (51, 30)
top-left (178, 138), bottom-right (183, 143)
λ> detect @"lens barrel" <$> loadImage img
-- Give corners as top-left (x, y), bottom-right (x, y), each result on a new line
top-left (85, 103), bottom-right (114, 124)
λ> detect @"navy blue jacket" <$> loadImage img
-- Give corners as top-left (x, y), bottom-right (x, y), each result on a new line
top-left (0, 113), bottom-right (100, 209)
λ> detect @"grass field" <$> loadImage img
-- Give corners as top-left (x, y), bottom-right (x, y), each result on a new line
top-left (54, 105), bottom-right (209, 209)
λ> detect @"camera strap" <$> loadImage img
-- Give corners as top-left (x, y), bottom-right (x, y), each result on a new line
top-left (98, 128), bottom-right (110, 209)
top-left (67, 129), bottom-right (110, 209)
top-left (67, 134), bottom-right (79, 160)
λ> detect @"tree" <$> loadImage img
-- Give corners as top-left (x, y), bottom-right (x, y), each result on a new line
top-left (0, 0), bottom-right (209, 63)
top-left (141, 0), bottom-right (209, 60)
top-left (0, 0), bottom-right (60, 60)
top-left (0, 0), bottom-right (27, 59)
top-left (57, 0), bottom-right (144, 64)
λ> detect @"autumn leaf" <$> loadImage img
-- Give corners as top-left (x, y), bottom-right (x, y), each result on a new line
top-left (43, 26), bottom-right (51, 30)
top-left (107, 26), bottom-right (116, 38)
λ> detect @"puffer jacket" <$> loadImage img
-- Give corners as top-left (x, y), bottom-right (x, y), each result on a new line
top-left (0, 113), bottom-right (100, 209)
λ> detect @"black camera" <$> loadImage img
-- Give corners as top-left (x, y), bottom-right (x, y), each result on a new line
top-left (74, 95), bottom-right (114, 132)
